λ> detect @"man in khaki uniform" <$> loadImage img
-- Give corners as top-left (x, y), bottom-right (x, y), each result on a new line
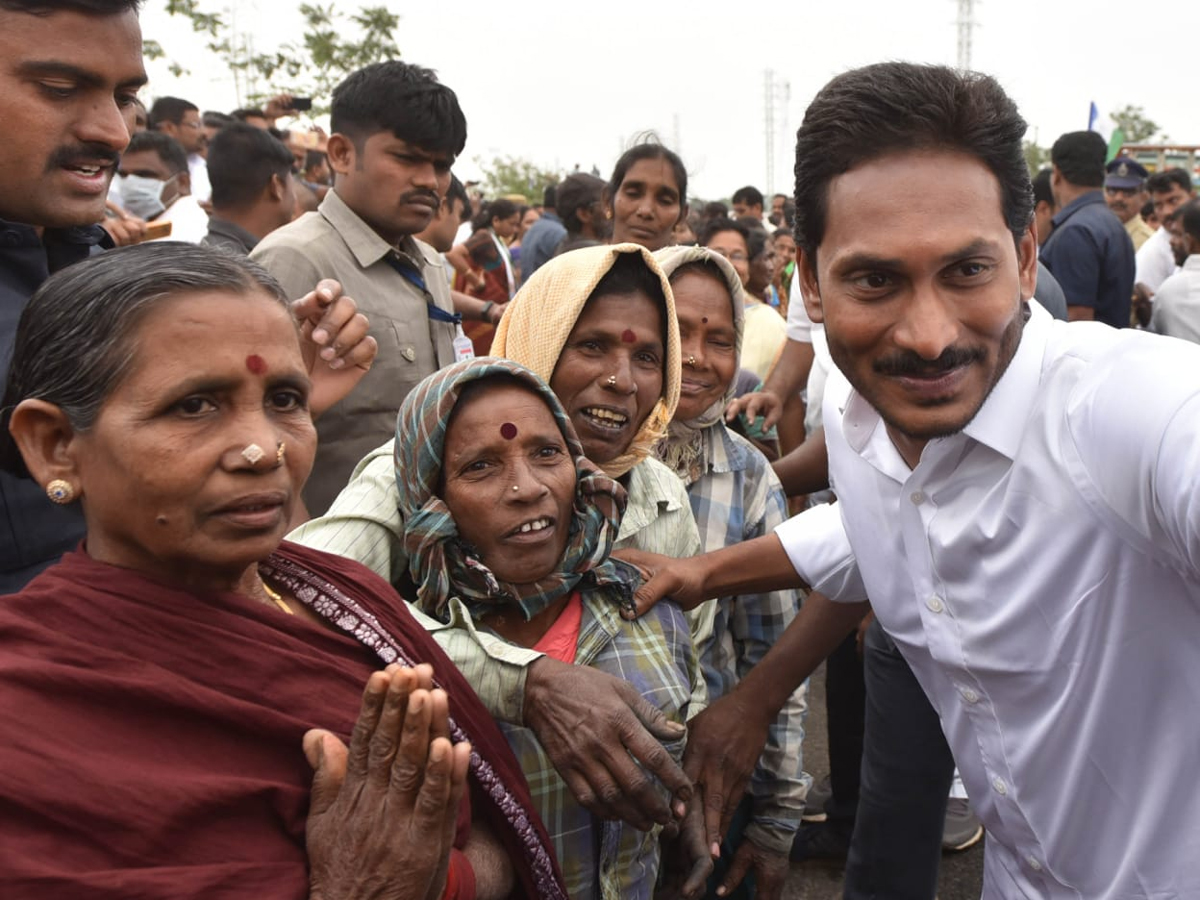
top-left (254, 61), bottom-right (466, 514)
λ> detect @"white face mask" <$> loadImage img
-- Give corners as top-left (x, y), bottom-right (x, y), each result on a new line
top-left (117, 173), bottom-right (175, 220)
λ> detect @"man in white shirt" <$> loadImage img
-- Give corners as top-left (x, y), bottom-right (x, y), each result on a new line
top-left (115, 131), bottom-right (209, 243)
top-left (1135, 167), bottom-right (1195, 296)
top-left (1150, 199), bottom-right (1200, 344)
top-left (628, 62), bottom-right (1200, 899)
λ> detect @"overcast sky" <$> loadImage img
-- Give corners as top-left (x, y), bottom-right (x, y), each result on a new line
top-left (140, 0), bottom-right (1199, 200)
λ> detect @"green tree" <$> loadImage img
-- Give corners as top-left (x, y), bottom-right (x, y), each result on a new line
top-left (477, 155), bottom-right (565, 204)
top-left (157, 0), bottom-right (400, 113)
top-left (1023, 140), bottom-right (1049, 177)
top-left (1111, 104), bottom-right (1162, 144)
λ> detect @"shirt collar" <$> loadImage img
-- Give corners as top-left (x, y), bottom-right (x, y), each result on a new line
top-left (705, 422), bottom-right (749, 475)
top-left (1183, 255), bottom-right (1200, 272)
top-left (618, 458), bottom-right (684, 540)
top-left (1050, 189), bottom-right (1105, 228)
top-left (839, 301), bottom-right (1052, 464)
top-left (206, 217), bottom-right (260, 253)
top-left (318, 189), bottom-right (429, 270)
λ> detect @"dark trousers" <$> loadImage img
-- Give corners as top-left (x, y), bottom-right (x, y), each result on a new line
top-left (823, 630), bottom-right (866, 836)
top-left (843, 619), bottom-right (955, 900)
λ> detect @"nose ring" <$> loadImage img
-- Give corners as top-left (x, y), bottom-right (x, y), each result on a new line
top-left (606, 375), bottom-right (617, 386)
top-left (241, 443), bottom-right (265, 464)
top-left (275, 442), bottom-right (286, 466)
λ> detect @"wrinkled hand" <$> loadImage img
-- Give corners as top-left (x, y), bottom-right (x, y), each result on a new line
top-left (615, 548), bottom-right (709, 619)
top-left (304, 664), bottom-right (471, 900)
top-left (656, 793), bottom-right (713, 900)
top-left (292, 279), bottom-right (378, 418)
top-left (683, 690), bottom-right (771, 857)
top-left (724, 390), bottom-right (784, 430)
top-left (523, 656), bottom-right (691, 830)
top-left (487, 301), bottom-right (507, 325)
top-left (100, 205), bottom-right (147, 246)
top-left (716, 840), bottom-right (790, 900)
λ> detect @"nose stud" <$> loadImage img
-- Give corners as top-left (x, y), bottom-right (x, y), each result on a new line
top-left (512, 485), bottom-right (520, 492)
top-left (606, 375), bottom-right (617, 386)
top-left (242, 443), bottom-right (265, 464)
top-left (686, 355), bottom-right (697, 367)
top-left (275, 442), bottom-right (286, 466)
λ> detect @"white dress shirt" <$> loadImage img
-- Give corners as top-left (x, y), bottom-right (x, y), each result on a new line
top-left (1150, 255), bottom-right (1200, 345)
top-left (777, 303), bottom-right (1200, 898)
top-left (1135, 224), bottom-right (1177, 293)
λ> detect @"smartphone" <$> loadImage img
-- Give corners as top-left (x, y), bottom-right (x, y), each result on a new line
top-left (290, 97), bottom-right (313, 112)
top-left (141, 220), bottom-right (173, 241)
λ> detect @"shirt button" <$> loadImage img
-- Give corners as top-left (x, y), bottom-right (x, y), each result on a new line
top-left (910, 491), bottom-right (926, 505)
top-left (926, 595), bottom-right (944, 613)
top-left (960, 686), bottom-right (980, 703)
top-left (992, 777), bottom-right (1008, 795)
top-left (1027, 856), bottom-right (1042, 872)
top-left (402, 346), bottom-right (416, 361)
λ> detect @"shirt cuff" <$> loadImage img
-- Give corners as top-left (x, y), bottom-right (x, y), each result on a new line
top-left (744, 819), bottom-right (799, 856)
top-left (774, 503), bottom-right (868, 604)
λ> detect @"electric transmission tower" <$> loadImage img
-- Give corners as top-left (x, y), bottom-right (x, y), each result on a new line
top-left (764, 69), bottom-right (791, 195)
top-left (956, 0), bottom-right (977, 70)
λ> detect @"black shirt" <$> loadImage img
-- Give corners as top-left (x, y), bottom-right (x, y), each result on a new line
top-left (0, 220), bottom-right (107, 592)
top-left (1040, 191), bottom-right (1135, 329)
top-left (202, 217), bottom-right (260, 256)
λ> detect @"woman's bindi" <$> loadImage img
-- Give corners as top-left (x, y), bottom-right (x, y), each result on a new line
top-left (246, 354), bottom-right (267, 375)
top-left (621, 329), bottom-right (637, 343)
top-left (500, 422), bottom-right (518, 440)
top-left (702, 317), bottom-right (709, 324)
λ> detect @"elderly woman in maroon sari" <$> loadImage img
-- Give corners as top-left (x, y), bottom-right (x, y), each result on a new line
top-left (0, 243), bottom-right (565, 900)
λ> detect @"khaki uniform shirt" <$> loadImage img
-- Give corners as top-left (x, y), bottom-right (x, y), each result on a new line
top-left (1125, 214), bottom-right (1154, 252)
top-left (252, 190), bottom-right (456, 514)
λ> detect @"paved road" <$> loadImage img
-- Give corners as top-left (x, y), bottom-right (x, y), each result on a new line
top-left (780, 662), bottom-right (985, 899)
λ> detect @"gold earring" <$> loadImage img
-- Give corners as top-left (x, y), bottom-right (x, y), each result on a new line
top-left (46, 479), bottom-right (75, 504)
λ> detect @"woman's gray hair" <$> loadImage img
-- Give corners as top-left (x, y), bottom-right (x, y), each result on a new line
top-left (0, 242), bottom-right (290, 477)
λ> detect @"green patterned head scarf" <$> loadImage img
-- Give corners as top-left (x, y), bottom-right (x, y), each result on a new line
top-left (394, 357), bottom-right (640, 623)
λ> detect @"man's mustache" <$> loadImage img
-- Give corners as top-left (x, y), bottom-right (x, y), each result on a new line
top-left (873, 345), bottom-right (986, 377)
top-left (46, 143), bottom-right (121, 173)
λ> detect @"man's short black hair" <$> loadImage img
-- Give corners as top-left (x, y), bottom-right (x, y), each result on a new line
top-left (1050, 131), bottom-right (1106, 188)
top-left (542, 183), bottom-right (557, 209)
top-left (231, 107), bottom-right (266, 122)
top-left (126, 130), bottom-right (188, 175)
top-left (1146, 167), bottom-right (1194, 196)
top-left (203, 110), bottom-right (233, 130)
top-left (1178, 198), bottom-right (1200, 243)
top-left (0, 0), bottom-right (139, 12)
top-left (1141, 198), bottom-right (1156, 220)
top-left (330, 61), bottom-right (467, 157)
top-left (702, 201), bottom-right (728, 221)
top-left (206, 123), bottom-right (293, 209)
top-left (793, 62), bottom-right (1033, 262)
top-left (1032, 168), bottom-right (1055, 208)
top-left (148, 96), bottom-right (199, 130)
top-left (445, 174), bottom-right (471, 223)
top-left (731, 185), bottom-right (764, 208)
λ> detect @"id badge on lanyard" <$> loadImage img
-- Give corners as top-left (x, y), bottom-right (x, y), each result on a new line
top-left (452, 324), bottom-right (475, 361)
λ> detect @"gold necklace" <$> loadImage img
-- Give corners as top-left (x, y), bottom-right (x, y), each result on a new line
top-left (261, 577), bottom-right (294, 615)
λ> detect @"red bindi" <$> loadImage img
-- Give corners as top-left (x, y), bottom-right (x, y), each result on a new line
top-left (702, 317), bottom-right (709, 324)
top-left (500, 422), bottom-right (518, 440)
top-left (621, 329), bottom-right (637, 343)
top-left (246, 354), bottom-right (267, 375)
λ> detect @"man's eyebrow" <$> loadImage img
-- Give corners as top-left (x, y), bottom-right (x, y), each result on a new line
top-left (16, 60), bottom-right (147, 89)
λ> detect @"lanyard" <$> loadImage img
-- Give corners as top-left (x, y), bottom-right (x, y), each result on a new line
top-left (383, 251), bottom-right (461, 326)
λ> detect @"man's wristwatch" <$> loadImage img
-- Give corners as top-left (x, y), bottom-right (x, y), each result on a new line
top-left (480, 301), bottom-right (495, 322)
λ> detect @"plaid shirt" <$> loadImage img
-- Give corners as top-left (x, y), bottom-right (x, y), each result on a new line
top-left (685, 423), bottom-right (809, 854)
top-left (443, 589), bottom-right (696, 899)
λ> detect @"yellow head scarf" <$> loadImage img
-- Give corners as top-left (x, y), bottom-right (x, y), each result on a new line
top-left (492, 243), bottom-right (681, 478)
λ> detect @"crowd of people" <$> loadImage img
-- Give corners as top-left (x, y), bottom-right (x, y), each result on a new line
top-left (1, 2), bottom-right (1198, 900)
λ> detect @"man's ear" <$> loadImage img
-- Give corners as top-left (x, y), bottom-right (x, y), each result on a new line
top-left (1017, 222), bottom-right (1038, 301)
top-left (267, 172), bottom-right (286, 203)
top-left (798, 248), bottom-right (824, 324)
top-left (7, 400), bottom-right (84, 499)
top-left (325, 133), bottom-right (356, 176)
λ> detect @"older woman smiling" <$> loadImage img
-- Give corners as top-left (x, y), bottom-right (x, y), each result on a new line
top-left (393, 357), bottom-right (701, 899)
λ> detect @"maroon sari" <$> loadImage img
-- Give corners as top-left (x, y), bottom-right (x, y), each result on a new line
top-left (0, 541), bottom-right (566, 900)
